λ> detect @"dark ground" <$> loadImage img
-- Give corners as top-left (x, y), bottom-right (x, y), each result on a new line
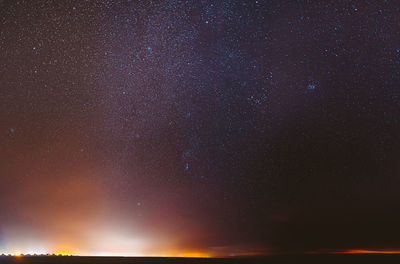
top-left (0, 255), bottom-right (399, 264)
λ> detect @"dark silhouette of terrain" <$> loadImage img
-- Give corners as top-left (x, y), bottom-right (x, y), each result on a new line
top-left (0, 254), bottom-right (400, 264)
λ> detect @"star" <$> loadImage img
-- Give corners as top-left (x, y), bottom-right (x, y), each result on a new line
top-left (307, 84), bottom-right (316, 90)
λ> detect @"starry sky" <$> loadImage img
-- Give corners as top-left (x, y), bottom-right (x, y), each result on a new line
top-left (1, 0), bottom-right (400, 257)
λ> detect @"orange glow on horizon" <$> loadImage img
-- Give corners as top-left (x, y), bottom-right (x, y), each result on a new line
top-left (307, 249), bottom-right (400, 254)
top-left (338, 249), bottom-right (400, 254)
top-left (165, 251), bottom-right (211, 258)
top-left (53, 249), bottom-right (74, 256)
top-left (1, 250), bottom-right (212, 258)
top-left (1, 246), bottom-right (213, 258)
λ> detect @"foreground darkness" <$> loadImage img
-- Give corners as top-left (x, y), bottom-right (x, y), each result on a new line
top-left (2, 255), bottom-right (400, 264)
top-left (1, 0), bottom-right (400, 256)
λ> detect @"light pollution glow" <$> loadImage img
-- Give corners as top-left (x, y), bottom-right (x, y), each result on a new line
top-left (1, 251), bottom-right (211, 258)
top-left (337, 249), bottom-right (400, 254)
top-left (307, 249), bottom-right (400, 255)
top-left (0, 148), bottom-right (232, 258)
top-left (0, 180), bottom-right (212, 257)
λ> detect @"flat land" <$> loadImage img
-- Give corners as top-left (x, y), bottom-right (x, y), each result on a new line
top-left (0, 254), bottom-right (399, 264)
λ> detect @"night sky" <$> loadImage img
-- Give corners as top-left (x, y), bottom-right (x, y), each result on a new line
top-left (1, 0), bottom-right (400, 257)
